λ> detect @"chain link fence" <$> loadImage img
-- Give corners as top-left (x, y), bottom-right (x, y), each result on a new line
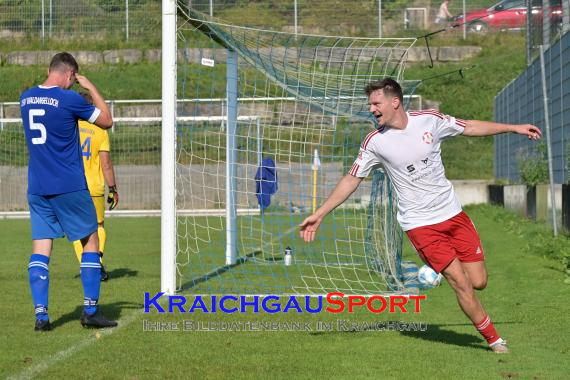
top-left (494, 30), bottom-right (570, 184)
top-left (179, 0), bottom-right (501, 38)
top-left (0, 0), bottom-right (160, 42)
top-left (2, 0), bottom-right (544, 42)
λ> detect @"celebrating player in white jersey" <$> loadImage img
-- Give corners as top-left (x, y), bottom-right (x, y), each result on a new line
top-left (299, 78), bottom-right (541, 354)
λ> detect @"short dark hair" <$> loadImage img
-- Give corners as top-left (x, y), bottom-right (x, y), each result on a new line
top-left (364, 78), bottom-right (403, 103)
top-left (49, 52), bottom-right (79, 73)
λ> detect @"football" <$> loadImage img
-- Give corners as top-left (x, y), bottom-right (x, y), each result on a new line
top-left (418, 265), bottom-right (443, 287)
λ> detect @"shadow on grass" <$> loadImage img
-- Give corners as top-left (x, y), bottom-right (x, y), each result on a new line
top-left (74, 268), bottom-right (138, 280)
top-left (398, 323), bottom-right (486, 350)
top-left (50, 301), bottom-right (142, 330)
top-left (261, 256), bottom-right (285, 262)
top-left (311, 321), bottom-right (521, 351)
top-left (179, 250), bottom-right (262, 291)
top-left (543, 265), bottom-right (566, 274)
top-left (106, 268), bottom-right (139, 279)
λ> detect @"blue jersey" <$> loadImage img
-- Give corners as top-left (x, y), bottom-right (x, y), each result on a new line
top-left (20, 86), bottom-right (101, 195)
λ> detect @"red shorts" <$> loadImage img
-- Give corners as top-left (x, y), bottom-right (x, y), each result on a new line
top-left (405, 211), bottom-right (485, 273)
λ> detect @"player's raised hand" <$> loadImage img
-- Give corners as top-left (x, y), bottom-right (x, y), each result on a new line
top-left (516, 124), bottom-right (542, 140)
top-left (299, 214), bottom-right (323, 242)
top-left (74, 75), bottom-right (112, 128)
top-left (75, 74), bottom-right (97, 91)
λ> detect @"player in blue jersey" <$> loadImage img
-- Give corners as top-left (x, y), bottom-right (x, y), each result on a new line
top-left (20, 52), bottom-right (117, 331)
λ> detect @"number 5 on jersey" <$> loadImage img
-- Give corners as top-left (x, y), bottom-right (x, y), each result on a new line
top-left (28, 109), bottom-right (47, 145)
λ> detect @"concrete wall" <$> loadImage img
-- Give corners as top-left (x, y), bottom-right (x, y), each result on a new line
top-left (0, 163), bottom-right (491, 212)
top-left (502, 184), bottom-right (563, 227)
top-left (452, 180), bottom-right (490, 206)
top-left (504, 185), bottom-right (527, 217)
top-left (6, 163), bottom-right (563, 229)
top-left (0, 46), bottom-right (482, 67)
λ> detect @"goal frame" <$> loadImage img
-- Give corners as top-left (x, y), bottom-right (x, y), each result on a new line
top-left (161, 0), bottom-right (177, 294)
top-left (162, 2), bottom-right (418, 295)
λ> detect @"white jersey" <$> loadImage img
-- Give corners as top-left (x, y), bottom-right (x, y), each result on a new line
top-left (349, 110), bottom-right (466, 231)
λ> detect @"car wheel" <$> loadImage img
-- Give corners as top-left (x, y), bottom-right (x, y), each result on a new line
top-left (468, 21), bottom-right (489, 34)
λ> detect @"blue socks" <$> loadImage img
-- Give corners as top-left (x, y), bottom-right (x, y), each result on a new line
top-left (29, 252), bottom-right (102, 321)
top-left (81, 252), bottom-right (101, 315)
top-left (28, 254), bottom-right (50, 321)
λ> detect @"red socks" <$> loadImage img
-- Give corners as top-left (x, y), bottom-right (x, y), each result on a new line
top-left (475, 315), bottom-right (501, 345)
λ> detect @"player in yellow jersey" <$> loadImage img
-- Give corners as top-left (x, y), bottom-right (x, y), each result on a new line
top-left (73, 94), bottom-right (119, 281)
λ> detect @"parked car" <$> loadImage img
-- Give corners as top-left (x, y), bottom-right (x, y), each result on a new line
top-left (453, 0), bottom-right (562, 34)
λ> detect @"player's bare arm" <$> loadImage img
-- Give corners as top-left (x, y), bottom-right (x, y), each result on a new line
top-left (100, 151), bottom-right (119, 210)
top-left (75, 74), bottom-right (113, 129)
top-left (462, 120), bottom-right (542, 140)
top-left (299, 174), bottom-right (362, 242)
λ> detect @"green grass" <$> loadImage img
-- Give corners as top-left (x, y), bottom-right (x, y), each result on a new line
top-left (0, 120), bottom-right (368, 166)
top-left (406, 34), bottom-right (528, 121)
top-left (0, 0), bottom-right (497, 51)
top-left (0, 64), bottom-right (163, 102)
top-left (177, 208), bottom-right (402, 295)
top-left (1, 204), bottom-right (569, 379)
top-left (405, 33), bottom-right (528, 179)
top-left (0, 33), bottom-right (528, 179)
top-left (0, 35), bottom-right (162, 54)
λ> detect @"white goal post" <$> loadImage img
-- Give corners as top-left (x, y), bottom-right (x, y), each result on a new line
top-left (160, 3), bottom-right (419, 296)
top-left (162, 0), bottom-right (177, 295)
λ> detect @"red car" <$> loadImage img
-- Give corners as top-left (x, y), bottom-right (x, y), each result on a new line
top-left (454, 0), bottom-right (562, 33)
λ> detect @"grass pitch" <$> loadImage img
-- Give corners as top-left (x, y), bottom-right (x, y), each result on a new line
top-left (176, 208), bottom-right (401, 295)
top-left (1, 205), bottom-right (569, 379)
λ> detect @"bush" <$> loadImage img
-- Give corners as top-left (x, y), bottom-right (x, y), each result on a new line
top-left (518, 142), bottom-right (548, 186)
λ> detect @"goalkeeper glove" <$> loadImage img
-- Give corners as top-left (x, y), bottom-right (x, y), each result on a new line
top-left (107, 185), bottom-right (119, 210)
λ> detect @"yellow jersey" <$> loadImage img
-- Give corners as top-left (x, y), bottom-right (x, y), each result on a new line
top-left (78, 120), bottom-right (110, 197)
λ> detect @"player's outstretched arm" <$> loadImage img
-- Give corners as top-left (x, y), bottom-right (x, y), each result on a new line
top-left (75, 74), bottom-right (113, 129)
top-left (462, 120), bottom-right (542, 140)
top-left (299, 174), bottom-right (362, 242)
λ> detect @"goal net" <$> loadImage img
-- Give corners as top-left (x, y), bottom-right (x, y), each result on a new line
top-left (171, 5), bottom-right (419, 295)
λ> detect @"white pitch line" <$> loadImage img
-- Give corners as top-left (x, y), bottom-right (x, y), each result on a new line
top-left (11, 224), bottom-right (302, 379)
top-left (9, 308), bottom-right (145, 380)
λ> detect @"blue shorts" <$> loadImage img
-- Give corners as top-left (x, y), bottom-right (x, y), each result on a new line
top-left (28, 190), bottom-right (98, 242)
